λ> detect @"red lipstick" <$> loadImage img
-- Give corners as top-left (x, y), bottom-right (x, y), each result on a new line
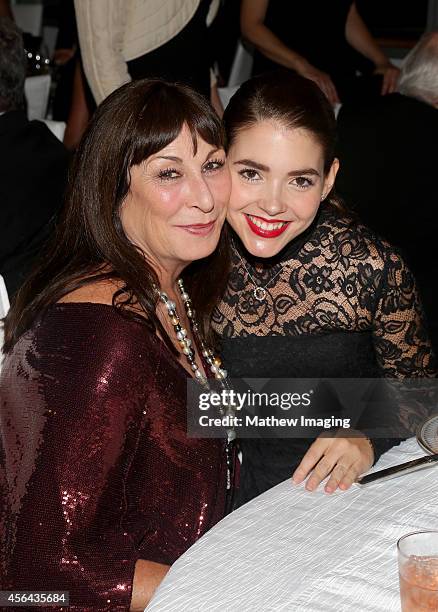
top-left (244, 214), bottom-right (290, 238)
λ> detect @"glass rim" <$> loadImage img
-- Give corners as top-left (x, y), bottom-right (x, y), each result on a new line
top-left (397, 530), bottom-right (438, 560)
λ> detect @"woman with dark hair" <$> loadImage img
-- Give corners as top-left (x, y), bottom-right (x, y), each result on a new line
top-left (0, 79), bottom-right (233, 610)
top-left (213, 71), bottom-right (436, 507)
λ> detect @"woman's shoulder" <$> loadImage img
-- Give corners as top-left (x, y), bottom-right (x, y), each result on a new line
top-left (320, 206), bottom-right (406, 270)
top-left (38, 301), bottom-right (155, 353)
top-left (3, 302), bottom-right (161, 394)
top-left (57, 277), bottom-right (122, 305)
top-left (50, 279), bottom-right (152, 344)
top-left (6, 301), bottom-right (156, 369)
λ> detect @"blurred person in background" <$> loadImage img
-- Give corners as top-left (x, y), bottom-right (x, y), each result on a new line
top-left (241, 0), bottom-right (400, 104)
top-left (52, 0), bottom-right (95, 150)
top-left (0, 17), bottom-right (69, 297)
top-left (208, 0), bottom-right (240, 86)
top-left (336, 31), bottom-right (438, 353)
top-left (74, 0), bottom-right (221, 107)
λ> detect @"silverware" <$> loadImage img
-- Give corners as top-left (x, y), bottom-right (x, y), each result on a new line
top-left (357, 454), bottom-right (438, 486)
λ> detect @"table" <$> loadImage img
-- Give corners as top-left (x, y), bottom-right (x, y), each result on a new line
top-left (147, 438), bottom-right (438, 611)
top-left (24, 75), bottom-right (51, 121)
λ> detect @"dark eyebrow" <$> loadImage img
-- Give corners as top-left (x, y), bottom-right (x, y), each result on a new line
top-left (234, 159), bottom-right (270, 172)
top-left (153, 148), bottom-right (222, 164)
top-left (155, 155), bottom-right (183, 163)
top-left (234, 160), bottom-right (321, 178)
top-left (287, 168), bottom-right (321, 178)
top-left (206, 147), bottom-right (222, 157)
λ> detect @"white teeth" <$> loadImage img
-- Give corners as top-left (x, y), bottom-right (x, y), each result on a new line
top-left (247, 214), bottom-right (287, 231)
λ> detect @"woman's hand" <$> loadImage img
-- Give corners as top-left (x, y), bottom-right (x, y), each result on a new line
top-left (298, 62), bottom-right (340, 105)
top-left (292, 431), bottom-right (374, 493)
top-left (346, 3), bottom-right (400, 96)
top-left (130, 559), bottom-right (170, 611)
top-left (53, 47), bottom-right (76, 66)
top-left (374, 62), bottom-right (400, 95)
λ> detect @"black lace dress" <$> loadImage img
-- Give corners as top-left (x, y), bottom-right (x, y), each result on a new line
top-left (212, 208), bottom-right (437, 506)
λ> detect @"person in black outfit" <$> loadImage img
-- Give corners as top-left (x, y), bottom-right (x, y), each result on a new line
top-left (75, 0), bottom-right (219, 105)
top-left (126, 0), bottom-right (214, 101)
top-left (241, 0), bottom-right (400, 104)
top-left (336, 31), bottom-right (438, 353)
top-left (0, 17), bottom-right (69, 297)
top-left (213, 72), bottom-right (436, 506)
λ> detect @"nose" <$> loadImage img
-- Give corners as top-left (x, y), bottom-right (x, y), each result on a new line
top-left (258, 181), bottom-right (288, 216)
top-left (188, 175), bottom-right (215, 214)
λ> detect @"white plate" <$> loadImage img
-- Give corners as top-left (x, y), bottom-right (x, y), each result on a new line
top-left (417, 414), bottom-right (438, 454)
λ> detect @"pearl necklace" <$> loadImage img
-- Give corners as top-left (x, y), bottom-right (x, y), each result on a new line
top-left (157, 279), bottom-right (236, 491)
top-left (157, 279), bottom-right (228, 384)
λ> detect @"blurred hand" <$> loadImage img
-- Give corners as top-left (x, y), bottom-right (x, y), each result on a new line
top-left (292, 430), bottom-right (374, 493)
top-left (298, 63), bottom-right (340, 105)
top-left (374, 62), bottom-right (400, 95)
top-left (53, 47), bottom-right (76, 66)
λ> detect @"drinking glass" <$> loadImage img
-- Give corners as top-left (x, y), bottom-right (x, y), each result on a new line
top-left (398, 531), bottom-right (438, 611)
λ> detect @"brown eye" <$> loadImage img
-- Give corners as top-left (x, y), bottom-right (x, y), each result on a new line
top-left (158, 168), bottom-right (181, 181)
top-left (203, 159), bottom-right (225, 173)
top-left (292, 176), bottom-right (314, 189)
top-left (239, 168), bottom-right (260, 182)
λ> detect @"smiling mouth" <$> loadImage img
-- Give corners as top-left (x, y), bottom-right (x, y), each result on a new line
top-left (244, 214), bottom-right (291, 238)
top-left (176, 220), bottom-right (217, 235)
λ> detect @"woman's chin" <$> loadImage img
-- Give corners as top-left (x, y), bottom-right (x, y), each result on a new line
top-left (234, 220), bottom-right (305, 259)
top-left (181, 243), bottom-right (220, 263)
top-left (239, 233), bottom-right (287, 259)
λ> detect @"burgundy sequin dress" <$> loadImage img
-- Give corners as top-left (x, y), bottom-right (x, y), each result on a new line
top-left (0, 303), bottom-right (229, 610)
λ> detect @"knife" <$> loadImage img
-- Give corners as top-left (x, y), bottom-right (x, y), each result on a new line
top-left (356, 454), bottom-right (438, 486)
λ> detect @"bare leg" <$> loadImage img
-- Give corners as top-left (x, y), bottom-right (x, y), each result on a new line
top-left (63, 59), bottom-right (91, 150)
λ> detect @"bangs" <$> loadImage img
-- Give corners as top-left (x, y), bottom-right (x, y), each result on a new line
top-left (130, 81), bottom-right (225, 166)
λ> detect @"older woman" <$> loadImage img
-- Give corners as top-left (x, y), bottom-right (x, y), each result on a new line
top-left (0, 80), bottom-right (233, 610)
top-left (213, 71), bottom-right (436, 507)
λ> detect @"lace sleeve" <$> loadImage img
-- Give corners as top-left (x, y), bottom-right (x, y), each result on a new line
top-left (371, 249), bottom-right (437, 440)
top-left (373, 249), bottom-right (437, 378)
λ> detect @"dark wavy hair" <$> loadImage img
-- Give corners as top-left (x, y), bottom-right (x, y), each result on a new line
top-left (223, 70), bottom-right (347, 213)
top-left (4, 79), bottom-right (230, 353)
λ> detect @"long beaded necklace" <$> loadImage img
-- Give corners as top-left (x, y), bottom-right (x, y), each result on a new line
top-left (157, 278), bottom-right (236, 491)
top-left (157, 279), bottom-right (228, 384)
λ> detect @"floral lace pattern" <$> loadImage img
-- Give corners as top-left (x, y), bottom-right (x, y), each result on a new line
top-left (213, 209), bottom-right (436, 379)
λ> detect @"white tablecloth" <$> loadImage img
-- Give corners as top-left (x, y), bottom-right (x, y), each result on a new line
top-left (25, 75), bottom-right (51, 121)
top-left (147, 438), bottom-right (438, 611)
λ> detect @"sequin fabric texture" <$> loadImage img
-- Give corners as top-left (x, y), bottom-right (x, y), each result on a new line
top-left (0, 304), bottom-right (228, 610)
